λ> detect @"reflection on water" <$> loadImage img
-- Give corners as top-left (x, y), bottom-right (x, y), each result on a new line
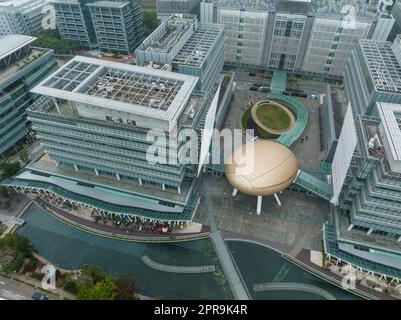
top-left (227, 240), bottom-right (362, 300)
top-left (17, 203), bottom-right (232, 299)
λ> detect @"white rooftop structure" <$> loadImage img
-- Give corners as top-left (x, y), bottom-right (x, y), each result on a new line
top-left (377, 102), bottom-right (401, 173)
top-left (0, 35), bottom-right (36, 61)
top-left (31, 56), bottom-right (199, 126)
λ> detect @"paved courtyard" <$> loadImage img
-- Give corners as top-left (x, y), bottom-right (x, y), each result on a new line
top-left (195, 176), bottom-right (329, 251)
top-left (196, 81), bottom-right (335, 252)
top-left (224, 87), bottom-right (324, 171)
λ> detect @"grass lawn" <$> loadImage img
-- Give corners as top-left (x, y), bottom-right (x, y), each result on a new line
top-left (242, 107), bottom-right (278, 139)
top-left (255, 103), bottom-right (291, 131)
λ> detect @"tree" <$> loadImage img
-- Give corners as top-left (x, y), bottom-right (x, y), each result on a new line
top-left (34, 29), bottom-right (80, 54)
top-left (77, 275), bottom-right (116, 300)
top-left (0, 233), bottom-right (33, 272)
top-left (0, 161), bottom-right (20, 180)
top-left (115, 275), bottom-right (138, 300)
top-left (142, 10), bottom-right (158, 35)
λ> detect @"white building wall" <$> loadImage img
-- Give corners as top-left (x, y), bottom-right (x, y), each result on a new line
top-left (302, 15), bottom-right (372, 77)
top-left (217, 8), bottom-right (268, 66)
top-left (200, 1), bottom-right (214, 23)
top-left (370, 15), bottom-right (395, 41)
top-left (331, 104), bottom-right (358, 205)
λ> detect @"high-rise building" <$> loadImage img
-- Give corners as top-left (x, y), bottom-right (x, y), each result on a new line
top-left (265, 1), bottom-right (314, 71)
top-left (52, 0), bottom-right (144, 54)
top-left (87, 0), bottom-right (144, 55)
top-left (324, 38), bottom-right (401, 279)
top-left (1, 56), bottom-right (222, 223)
top-left (51, 0), bottom-right (97, 49)
top-left (0, 34), bottom-right (58, 157)
top-left (216, 7), bottom-right (268, 68)
top-left (0, 0), bottom-right (50, 36)
top-left (301, 13), bottom-right (373, 77)
top-left (136, 14), bottom-right (225, 92)
top-left (199, 0), bottom-right (394, 79)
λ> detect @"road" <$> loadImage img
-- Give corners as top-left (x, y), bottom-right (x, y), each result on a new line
top-left (233, 71), bottom-right (331, 98)
top-left (0, 275), bottom-right (59, 300)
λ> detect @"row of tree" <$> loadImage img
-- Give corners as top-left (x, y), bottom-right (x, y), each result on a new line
top-left (0, 233), bottom-right (34, 273)
top-left (34, 30), bottom-right (81, 55)
top-left (63, 265), bottom-right (139, 300)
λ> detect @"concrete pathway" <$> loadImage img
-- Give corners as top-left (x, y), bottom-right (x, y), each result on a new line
top-left (201, 182), bottom-right (251, 300)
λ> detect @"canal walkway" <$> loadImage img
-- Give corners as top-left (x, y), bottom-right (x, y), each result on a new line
top-left (292, 248), bottom-right (398, 300)
top-left (35, 200), bottom-right (211, 243)
top-left (141, 255), bottom-right (215, 274)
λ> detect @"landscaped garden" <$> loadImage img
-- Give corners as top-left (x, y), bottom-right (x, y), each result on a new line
top-left (242, 100), bottom-right (296, 140)
top-left (255, 102), bottom-right (292, 131)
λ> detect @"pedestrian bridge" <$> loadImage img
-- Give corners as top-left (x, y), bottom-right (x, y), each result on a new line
top-left (293, 170), bottom-right (333, 201)
top-left (141, 255), bottom-right (216, 274)
top-left (253, 282), bottom-right (336, 300)
top-left (0, 213), bottom-right (25, 226)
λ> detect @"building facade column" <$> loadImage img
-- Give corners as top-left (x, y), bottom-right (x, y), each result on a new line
top-left (274, 193), bottom-right (281, 206)
top-left (256, 196), bottom-right (262, 215)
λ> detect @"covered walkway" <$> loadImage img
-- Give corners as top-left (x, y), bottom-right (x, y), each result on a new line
top-left (267, 93), bottom-right (309, 147)
top-left (2, 178), bottom-right (199, 222)
top-left (270, 70), bottom-right (287, 94)
top-left (293, 170), bottom-right (333, 201)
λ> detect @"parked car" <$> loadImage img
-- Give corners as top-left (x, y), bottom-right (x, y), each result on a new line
top-left (311, 94), bottom-right (319, 100)
top-left (290, 92), bottom-right (300, 97)
top-left (249, 72), bottom-right (256, 77)
top-left (283, 91), bottom-right (289, 95)
top-left (249, 86), bottom-right (258, 91)
top-left (259, 86), bottom-right (271, 93)
top-left (299, 93), bottom-right (308, 98)
top-left (32, 291), bottom-right (48, 300)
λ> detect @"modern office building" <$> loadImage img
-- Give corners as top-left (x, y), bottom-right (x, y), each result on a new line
top-left (136, 14), bottom-right (225, 92)
top-left (389, 0), bottom-right (401, 41)
top-left (0, 34), bottom-right (58, 157)
top-left (301, 13), bottom-right (373, 77)
top-left (51, 0), bottom-right (97, 49)
top-left (53, 0), bottom-right (144, 54)
top-left (156, 0), bottom-right (202, 23)
top-left (0, 0), bottom-right (50, 36)
top-left (320, 85), bottom-right (343, 163)
top-left (199, 0), bottom-right (394, 79)
top-left (136, 14), bottom-right (198, 66)
top-left (1, 56), bottom-right (222, 223)
top-left (87, 0), bottom-right (144, 55)
top-left (216, 6), bottom-right (269, 68)
top-left (267, 6), bottom-right (312, 72)
top-left (324, 38), bottom-right (401, 279)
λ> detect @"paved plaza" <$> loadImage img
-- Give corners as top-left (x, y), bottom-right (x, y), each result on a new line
top-left (195, 176), bottom-right (329, 251)
top-left (195, 83), bottom-right (333, 252)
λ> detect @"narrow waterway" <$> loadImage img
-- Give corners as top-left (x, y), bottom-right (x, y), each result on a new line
top-left (227, 240), bottom-right (362, 300)
top-left (17, 203), bottom-right (363, 300)
top-left (17, 203), bottom-right (232, 300)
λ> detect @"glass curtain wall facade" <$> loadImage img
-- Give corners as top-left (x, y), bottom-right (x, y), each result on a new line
top-left (0, 35), bottom-right (58, 157)
top-left (217, 8), bottom-right (268, 68)
top-left (87, 0), bottom-right (144, 55)
top-left (302, 14), bottom-right (372, 77)
top-left (52, 0), bottom-right (97, 49)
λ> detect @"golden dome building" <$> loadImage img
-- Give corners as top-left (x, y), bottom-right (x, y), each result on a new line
top-left (225, 140), bottom-right (299, 215)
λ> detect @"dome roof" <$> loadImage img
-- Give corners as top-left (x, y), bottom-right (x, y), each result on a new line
top-left (225, 140), bottom-right (299, 196)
